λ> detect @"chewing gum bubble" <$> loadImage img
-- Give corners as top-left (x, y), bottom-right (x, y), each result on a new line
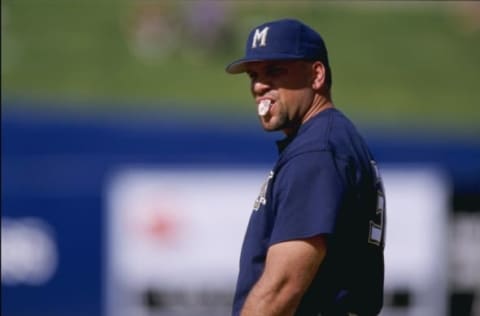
top-left (258, 99), bottom-right (271, 116)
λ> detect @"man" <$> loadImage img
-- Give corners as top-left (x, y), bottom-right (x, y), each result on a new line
top-left (225, 19), bottom-right (386, 316)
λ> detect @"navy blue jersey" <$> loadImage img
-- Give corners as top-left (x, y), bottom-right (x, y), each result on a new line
top-left (232, 108), bottom-right (385, 316)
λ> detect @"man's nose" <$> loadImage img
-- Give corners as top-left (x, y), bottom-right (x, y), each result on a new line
top-left (252, 78), bottom-right (271, 96)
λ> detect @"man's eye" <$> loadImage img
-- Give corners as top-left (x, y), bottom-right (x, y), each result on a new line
top-left (267, 67), bottom-right (284, 76)
top-left (247, 72), bottom-right (257, 80)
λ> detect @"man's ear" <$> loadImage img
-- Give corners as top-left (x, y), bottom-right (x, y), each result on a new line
top-left (311, 61), bottom-right (326, 90)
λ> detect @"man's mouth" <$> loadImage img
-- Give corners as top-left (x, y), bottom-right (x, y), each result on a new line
top-left (257, 99), bottom-right (272, 116)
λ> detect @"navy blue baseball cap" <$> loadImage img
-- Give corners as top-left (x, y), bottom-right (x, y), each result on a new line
top-left (226, 18), bottom-right (330, 74)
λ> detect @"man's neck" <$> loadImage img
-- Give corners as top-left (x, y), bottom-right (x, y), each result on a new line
top-left (283, 95), bottom-right (334, 136)
top-left (303, 94), bottom-right (334, 125)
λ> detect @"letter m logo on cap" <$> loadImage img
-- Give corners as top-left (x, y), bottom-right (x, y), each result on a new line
top-left (251, 27), bottom-right (269, 48)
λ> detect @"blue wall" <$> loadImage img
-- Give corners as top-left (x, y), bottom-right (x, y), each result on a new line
top-left (2, 101), bottom-right (479, 316)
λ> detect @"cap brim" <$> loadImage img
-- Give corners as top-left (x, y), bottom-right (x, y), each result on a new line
top-left (225, 58), bottom-right (260, 74)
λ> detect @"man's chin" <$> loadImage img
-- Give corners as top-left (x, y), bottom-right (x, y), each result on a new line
top-left (259, 115), bottom-right (285, 132)
top-left (260, 122), bottom-right (282, 132)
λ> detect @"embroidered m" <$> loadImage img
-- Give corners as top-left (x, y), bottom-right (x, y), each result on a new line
top-left (251, 27), bottom-right (269, 48)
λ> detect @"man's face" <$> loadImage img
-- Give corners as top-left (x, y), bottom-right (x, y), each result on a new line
top-left (245, 60), bottom-right (315, 133)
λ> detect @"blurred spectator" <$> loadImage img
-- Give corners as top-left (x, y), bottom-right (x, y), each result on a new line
top-left (455, 2), bottom-right (480, 32)
top-left (127, 1), bottom-right (180, 61)
top-left (180, 1), bottom-right (234, 57)
top-left (127, 1), bottom-right (234, 62)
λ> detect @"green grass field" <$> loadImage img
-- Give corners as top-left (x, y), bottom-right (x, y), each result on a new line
top-left (2, 1), bottom-right (480, 135)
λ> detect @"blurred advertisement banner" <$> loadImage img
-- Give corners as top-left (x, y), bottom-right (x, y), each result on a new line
top-left (105, 168), bottom-right (266, 316)
top-left (105, 166), bottom-right (449, 316)
top-left (381, 167), bottom-right (449, 316)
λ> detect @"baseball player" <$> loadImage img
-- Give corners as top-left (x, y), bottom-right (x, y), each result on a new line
top-left (226, 19), bottom-right (386, 316)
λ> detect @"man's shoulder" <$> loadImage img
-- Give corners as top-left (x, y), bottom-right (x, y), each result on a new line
top-left (298, 108), bottom-right (361, 148)
top-left (326, 108), bottom-right (365, 144)
top-left (278, 108), bottom-right (368, 165)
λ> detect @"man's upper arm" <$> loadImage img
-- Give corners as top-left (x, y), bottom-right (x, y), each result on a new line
top-left (240, 235), bottom-right (327, 315)
top-left (264, 235), bottom-right (327, 293)
top-left (270, 151), bottom-right (346, 245)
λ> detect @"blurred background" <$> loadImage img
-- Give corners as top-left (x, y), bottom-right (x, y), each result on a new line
top-left (2, 1), bottom-right (479, 316)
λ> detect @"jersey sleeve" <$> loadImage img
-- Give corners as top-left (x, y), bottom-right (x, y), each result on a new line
top-left (269, 150), bottom-right (347, 245)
